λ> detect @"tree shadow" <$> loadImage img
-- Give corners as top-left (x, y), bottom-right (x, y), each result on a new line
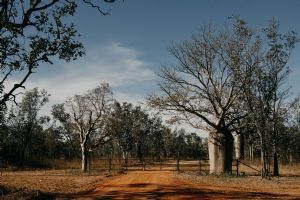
top-left (66, 182), bottom-right (291, 200)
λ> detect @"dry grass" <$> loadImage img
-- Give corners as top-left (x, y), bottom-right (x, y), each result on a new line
top-left (236, 160), bottom-right (300, 176)
top-left (177, 172), bottom-right (300, 199)
top-left (1, 160), bottom-right (300, 199)
top-left (0, 169), bottom-right (114, 197)
top-left (278, 163), bottom-right (300, 176)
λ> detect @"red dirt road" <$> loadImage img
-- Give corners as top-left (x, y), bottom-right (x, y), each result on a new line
top-left (68, 171), bottom-right (291, 200)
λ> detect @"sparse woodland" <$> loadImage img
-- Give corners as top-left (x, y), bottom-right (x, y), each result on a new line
top-left (1, 0), bottom-right (300, 185)
top-left (0, 85), bottom-right (208, 171)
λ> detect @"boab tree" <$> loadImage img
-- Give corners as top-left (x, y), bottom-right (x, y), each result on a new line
top-left (147, 20), bottom-right (260, 174)
top-left (66, 83), bottom-right (113, 172)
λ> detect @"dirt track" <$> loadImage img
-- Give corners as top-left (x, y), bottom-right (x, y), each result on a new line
top-left (68, 171), bottom-right (293, 200)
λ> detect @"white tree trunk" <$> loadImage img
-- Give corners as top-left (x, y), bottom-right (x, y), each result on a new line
top-left (81, 143), bottom-right (88, 172)
top-left (208, 131), bottom-right (233, 174)
top-left (209, 132), bottom-right (225, 174)
top-left (234, 134), bottom-right (241, 159)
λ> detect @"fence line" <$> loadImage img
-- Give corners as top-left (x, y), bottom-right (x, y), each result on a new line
top-left (87, 157), bottom-right (210, 173)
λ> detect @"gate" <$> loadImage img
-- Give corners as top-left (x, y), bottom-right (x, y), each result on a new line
top-left (89, 158), bottom-right (210, 173)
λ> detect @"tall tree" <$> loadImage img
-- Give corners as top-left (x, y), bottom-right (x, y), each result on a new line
top-left (147, 19), bottom-right (260, 174)
top-left (244, 20), bottom-right (298, 177)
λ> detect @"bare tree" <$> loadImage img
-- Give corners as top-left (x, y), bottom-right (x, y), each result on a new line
top-left (147, 19), bottom-right (260, 174)
top-left (66, 83), bottom-right (113, 172)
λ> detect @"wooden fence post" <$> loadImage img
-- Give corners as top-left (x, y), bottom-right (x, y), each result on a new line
top-left (160, 156), bottom-right (162, 171)
top-left (236, 159), bottom-right (239, 177)
top-left (177, 152), bottom-right (180, 173)
top-left (88, 154), bottom-right (91, 175)
top-left (199, 159), bottom-right (201, 174)
top-left (125, 157), bottom-right (128, 171)
top-left (108, 157), bottom-right (112, 174)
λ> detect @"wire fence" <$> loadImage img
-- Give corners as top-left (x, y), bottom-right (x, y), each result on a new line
top-left (87, 157), bottom-right (210, 174)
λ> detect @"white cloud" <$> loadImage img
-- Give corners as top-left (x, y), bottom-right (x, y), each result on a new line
top-left (20, 42), bottom-right (156, 114)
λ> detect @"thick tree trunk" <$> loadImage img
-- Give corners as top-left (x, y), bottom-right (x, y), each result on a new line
top-left (234, 134), bottom-right (241, 159)
top-left (234, 134), bottom-right (245, 160)
top-left (208, 131), bottom-right (233, 174)
top-left (240, 134), bottom-right (244, 159)
top-left (81, 144), bottom-right (88, 172)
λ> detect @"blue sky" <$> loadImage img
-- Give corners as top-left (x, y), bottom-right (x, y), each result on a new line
top-left (24, 0), bottom-right (300, 132)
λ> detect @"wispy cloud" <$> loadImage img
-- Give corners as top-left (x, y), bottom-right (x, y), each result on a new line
top-left (22, 42), bottom-right (156, 113)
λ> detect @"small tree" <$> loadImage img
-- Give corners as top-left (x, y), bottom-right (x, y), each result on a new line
top-left (66, 83), bottom-right (113, 172)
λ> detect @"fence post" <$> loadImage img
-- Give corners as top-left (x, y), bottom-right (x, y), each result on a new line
top-left (125, 157), bottom-right (128, 171)
top-left (199, 159), bottom-right (201, 174)
top-left (88, 154), bottom-right (91, 175)
top-left (236, 159), bottom-right (239, 177)
top-left (108, 157), bottom-right (112, 174)
top-left (177, 152), bottom-right (180, 173)
top-left (160, 156), bottom-right (162, 171)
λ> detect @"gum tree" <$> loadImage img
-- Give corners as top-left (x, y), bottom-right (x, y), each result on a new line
top-left (7, 88), bottom-right (49, 166)
top-left (66, 83), bottom-right (113, 172)
top-left (244, 20), bottom-right (298, 177)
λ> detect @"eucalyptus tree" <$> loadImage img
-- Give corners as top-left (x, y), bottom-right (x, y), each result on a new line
top-left (148, 117), bottom-right (165, 160)
top-left (6, 88), bottom-right (49, 166)
top-left (244, 20), bottom-right (298, 177)
top-left (66, 83), bottom-right (113, 172)
top-left (107, 102), bottom-right (153, 163)
top-left (148, 19), bottom-right (260, 174)
top-left (51, 103), bottom-right (79, 159)
top-left (286, 97), bottom-right (300, 163)
top-left (107, 102), bottom-right (135, 162)
top-left (132, 106), bottom-right (151, 162)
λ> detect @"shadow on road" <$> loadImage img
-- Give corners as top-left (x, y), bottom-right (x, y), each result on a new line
top-left (67, 182), bottom-right (289, 200)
